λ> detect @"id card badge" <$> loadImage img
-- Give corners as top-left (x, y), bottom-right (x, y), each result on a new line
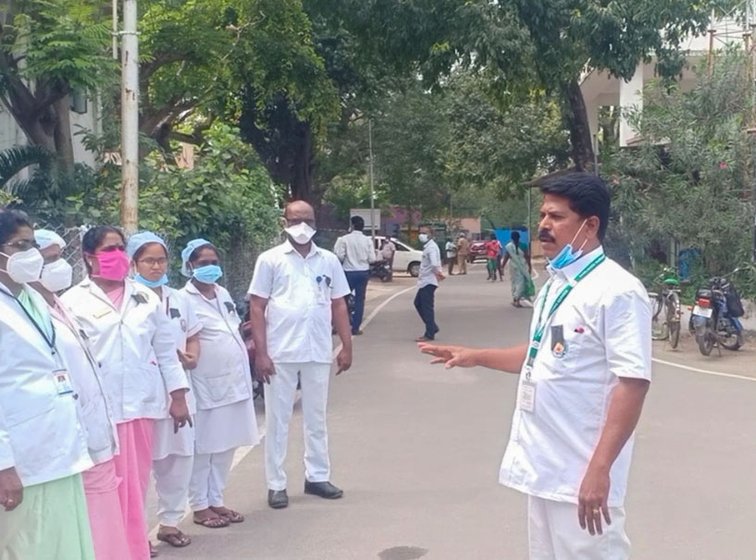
top-left (53, 369), bottom-right (74, 396)
top-left (519, 380), bottom-right (536, 413)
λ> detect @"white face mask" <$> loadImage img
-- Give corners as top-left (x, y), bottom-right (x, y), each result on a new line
top-left (285, 223), bottom-right (317, 245)
top-left (418, 233), bottom-right (429, 244)
top-left (0, 248), bottom-right (44, 284)
top-left (40, 258), bottom-right (73, 293)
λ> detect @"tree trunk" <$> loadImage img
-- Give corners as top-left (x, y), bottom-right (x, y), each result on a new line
top-left (52, 95), bottom-right (75, 175)
top-left (290, 122), bottom-right (314, 203)
top-left (562, 78), bottom-right (595, 172)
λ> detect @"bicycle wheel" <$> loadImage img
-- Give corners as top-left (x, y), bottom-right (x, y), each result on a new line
top-left (667, 292), bottom-right (681, 349)
top-left (649, 292), bottom-right (668, 340)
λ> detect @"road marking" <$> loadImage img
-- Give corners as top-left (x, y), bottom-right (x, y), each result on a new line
top-left (652, 357), bottom-right (756, 383)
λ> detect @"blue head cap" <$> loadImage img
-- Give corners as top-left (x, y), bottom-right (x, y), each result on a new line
top-left (181, 238), bottom-right (214, 277)
top-left (126, 231), bottom-right (167, 260)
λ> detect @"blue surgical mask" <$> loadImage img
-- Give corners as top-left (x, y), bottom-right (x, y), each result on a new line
top-left (548, 220), bottom-right (589, 270)
top-left (192, 265), bottom-right (223, 284)
top-left (135, 273), bottom-right (169, 289)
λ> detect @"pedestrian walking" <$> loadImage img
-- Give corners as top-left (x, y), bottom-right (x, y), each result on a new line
top-left (456, 233), bottom-right (469, 275)
top-left (334, 216), bottom-right (376, 335)
top-left (180, 239), bottom-right (260, 528)
top-left (62, 226), bottom-right (192, 560)
top-left (249, 201), bottom-right (352, 510)
top-left (444, 238), bottom-right (456, 275)
top-left (485, 233), bottom-right (502, 281)
top-left (419, 172), bottom-right (651, 560)
top-left (380, 239), bottom-right (396, 280)
top-left (128, 232), bottom-right (201, 549)
top-left (414, 227), bottom-right (445, 342)
top-left (501, 231), bottom-right (533, 307)
top-left (0, 211), bottom-right (97, 559)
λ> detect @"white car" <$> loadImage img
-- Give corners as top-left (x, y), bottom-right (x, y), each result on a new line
top-left (373, 236), bottom-right (423, 277)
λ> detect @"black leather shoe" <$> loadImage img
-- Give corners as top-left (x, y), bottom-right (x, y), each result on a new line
top-left (268, 489), bottom-right (289, 509)
top-left (304, 480), bottom-right (343, 500)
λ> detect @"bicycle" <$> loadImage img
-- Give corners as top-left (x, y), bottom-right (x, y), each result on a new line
top-left (647, 267), bottom-right (683, 349)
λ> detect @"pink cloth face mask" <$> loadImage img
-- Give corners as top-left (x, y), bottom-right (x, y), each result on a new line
top-left (91, 249), bottom-right (130, 281)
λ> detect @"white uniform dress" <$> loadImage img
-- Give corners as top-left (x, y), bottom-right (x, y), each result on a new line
top-left (181, 281), bottom-right (259, 511)
top-left (151, 286), bottom-right (202, 527)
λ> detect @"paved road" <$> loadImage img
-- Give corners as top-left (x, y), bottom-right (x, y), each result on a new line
top-left (149, 264), bottom-right (756, 559)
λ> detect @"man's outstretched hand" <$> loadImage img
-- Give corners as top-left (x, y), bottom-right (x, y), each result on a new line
top-left (418, 343), bottom-right (477, 369)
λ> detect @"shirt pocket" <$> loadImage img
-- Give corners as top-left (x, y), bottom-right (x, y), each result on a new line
top-left (539, 320), bottom-right (587, 375)
top-left (3, 376), bottom-right (56, 426)
top-left (192, 372), bottom-right (234, 406)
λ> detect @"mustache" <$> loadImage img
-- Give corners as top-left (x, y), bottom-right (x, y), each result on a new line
top-left (538, 230), bottom-right (555, 243)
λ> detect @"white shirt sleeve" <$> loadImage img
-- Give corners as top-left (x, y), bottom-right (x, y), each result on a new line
top-left (334, 236), bottom-right (347, 263)
top-left (0, 406), bottom-right (15, 471)
top-left (365, 237), bottom-right (377, 263)
top-left (153, 308), bottom-right (191, 394)
top-left (183, 294), bottom-right (203, 338)
top-left (603, 288), bottom-right (652, 381)
top-left (430, 243), bottom-right (442, 270)
top-left (330, 256), bottom-right (351, 299)
top-left (248, 253), bottom-right (274, 299)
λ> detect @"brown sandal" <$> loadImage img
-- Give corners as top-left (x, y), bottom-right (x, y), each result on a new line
top-left (156, 529), bottom-right (192, 547)
top-left (210, 506), bottom-right (245, 523)
top-left (193, 514), bottom-right (229, 529)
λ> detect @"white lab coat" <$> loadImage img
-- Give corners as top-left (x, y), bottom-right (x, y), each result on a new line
top-left (61, 277), bottom-right (189, 424)
top-left (50, 296), bottom-right (119, 465)
top-left (0, 281), bottom-right (92, 486)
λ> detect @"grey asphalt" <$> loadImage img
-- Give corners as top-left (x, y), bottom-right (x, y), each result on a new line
top-left (149, 265), bottom-right (756, 560)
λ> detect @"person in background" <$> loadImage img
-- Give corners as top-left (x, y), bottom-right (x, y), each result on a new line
top-left (181, 239), bottom-right (259, 528)
top-left (128, 232), bottom-right (201, 550)
top-left (501, 230), bottom-right (533, 307)
top-left (0, 210), bottom-right (96, 559)
top-left (456, 233), bottom-right (469, 275)
top-left (33, 229), bottom-right (128, 560)
top-left (334, 216), bottom-right (376, 335)
top-left (419, 173), bottom-right (652, 560)
top-left (414, 226), bottom-right (445, 342)
top-left (380, 238), bottom-right (396, 280)
top-left (62, 226), bottom-right (191, 560)
top-left (444, 238), bottom-right (456, 276)
top-left (485, 233), bottom-right (502, 282)
top-left (249, 201), bottom-right (352, 510)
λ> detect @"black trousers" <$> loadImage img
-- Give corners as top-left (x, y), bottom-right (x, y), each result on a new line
top-left (414, 285), bottom-right (438, 339)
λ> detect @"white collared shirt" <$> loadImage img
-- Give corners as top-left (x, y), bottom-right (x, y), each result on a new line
top-left (248, 241), bottom-right (350, 364)
top-left (334, 230), bottom-right (376, 272)
top-left (417, 239), bottom-right (442, 288)
top-left (499, 247), bottom-right (652, 507)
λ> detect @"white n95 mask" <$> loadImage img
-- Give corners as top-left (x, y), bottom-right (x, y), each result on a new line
top-left (285, 223), bottom-right (317, 245)
top-left (40, 259), bottom-right (74, 292)
top-left (0, 248), bottom-right (44, 284)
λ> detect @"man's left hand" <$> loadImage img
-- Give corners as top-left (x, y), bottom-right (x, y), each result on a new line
top-left (336, 347), bottom-right (352, 375)
top-left (169, 391), bottom-right (192, 433)
top-left (578, 464), bottom-right (612, 536)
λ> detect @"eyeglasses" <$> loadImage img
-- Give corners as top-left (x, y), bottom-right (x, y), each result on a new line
top-left (1, 239), bottom-right (39, 251)
top-left (138, 257), bottom-right (168, 267)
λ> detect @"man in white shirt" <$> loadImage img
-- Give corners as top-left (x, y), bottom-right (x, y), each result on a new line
top-left (334, 216), bottom-right (376, 335)
top-left (419, 173), bottom-right (651, 560)
top-left (249, 201), bottom-right (353, 510)
top-left (414, 227), bottom-right (445, 342)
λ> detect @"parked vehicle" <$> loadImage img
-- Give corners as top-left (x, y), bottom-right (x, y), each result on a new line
top-left (648, 267), bottom-right (683, 349)
top-left (369, 260), bottom-right (391, 282)
top-left (372, 236), bottom-right (423, 277)
top-left (468, 240), bottom-right (487, 263)
top-left (689, 270), bottom-right (745, 356)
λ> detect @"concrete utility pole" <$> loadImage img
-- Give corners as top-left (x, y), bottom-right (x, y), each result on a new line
top-left (120, 0), bottom-right (139, 234)
top-left (368, 119), bottom-right (376, 245)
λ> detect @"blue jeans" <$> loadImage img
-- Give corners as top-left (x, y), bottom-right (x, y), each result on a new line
top-left (345, 270), bottom-right (369, 333)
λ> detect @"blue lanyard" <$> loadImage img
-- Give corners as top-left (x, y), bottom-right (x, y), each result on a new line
top-left (525, 253), bottom-right (606, 378)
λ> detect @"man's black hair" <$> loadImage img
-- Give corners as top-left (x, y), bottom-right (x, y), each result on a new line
top-left (539, 172), bottom-right (611, 241)
top-left (351, 216), bottom-right (365, 231)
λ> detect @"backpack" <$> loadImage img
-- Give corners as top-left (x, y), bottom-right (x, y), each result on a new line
top-left (723, 282), bottom-right (745, 318)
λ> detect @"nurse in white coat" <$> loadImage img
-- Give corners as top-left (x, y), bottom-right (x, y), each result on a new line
top-left (33, 229), bottom-right (129, 560)
top-left (0, 210), bottom-right (96, 559)
top-left (62, 225), bottom-right (191, 560)
top-left (180, 238), bottom-right (259, 528)
top-left (127, 232), bottom-right (203, 547)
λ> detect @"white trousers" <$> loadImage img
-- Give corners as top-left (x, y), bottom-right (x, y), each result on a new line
top-left (265, 362), bottom-right (331, 491)
top-left (153, 454), bottom-right (194, 526)
top-left (528, 496), bottom-right (630, 560)
top-left (188, 448), bottom-right (236, 511)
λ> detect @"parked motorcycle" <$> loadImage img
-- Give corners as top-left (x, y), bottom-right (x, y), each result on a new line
top-left (689, 270), bottom-right (745, 356)
top-left (369, 260), bottom-right (392, 282)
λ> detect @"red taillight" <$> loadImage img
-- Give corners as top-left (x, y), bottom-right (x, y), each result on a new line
top-left (697, 298), bottom-right (711, 308)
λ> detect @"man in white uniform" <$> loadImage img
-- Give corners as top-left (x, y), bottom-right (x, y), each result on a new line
top-left (249, 201), bottom-right (353, 510)
top-left (414, 226), bottom-right (445, 342)
top-left (334, 216), bottom-right (376, 335)
top-left (419, 172), bottom-right (651, 560)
